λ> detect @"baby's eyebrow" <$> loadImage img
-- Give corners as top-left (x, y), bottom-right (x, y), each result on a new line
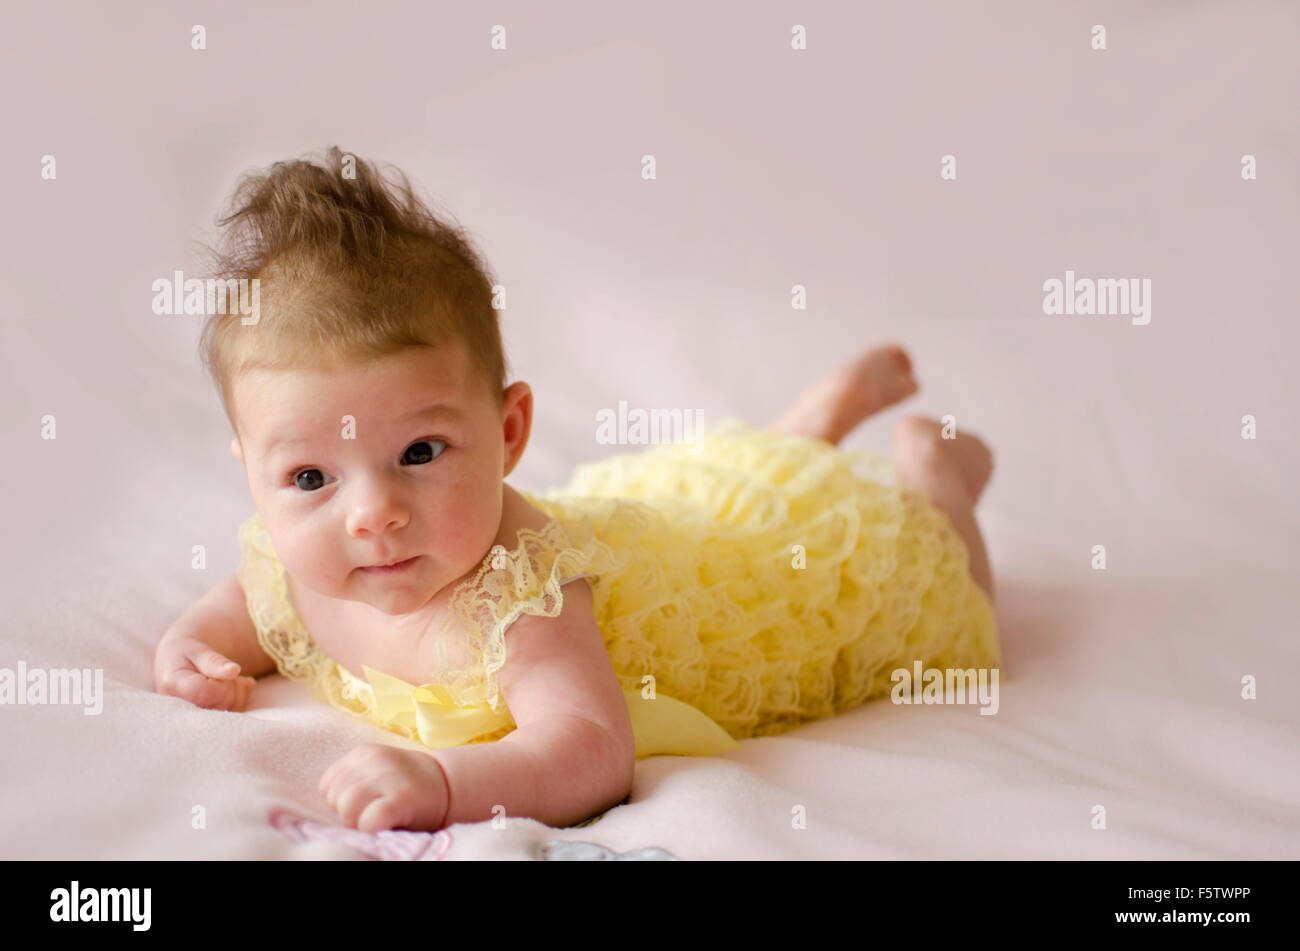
top-left (401, 401), bottom-right (465, 422)
top-left (264, 434), bottom-right (313, 455)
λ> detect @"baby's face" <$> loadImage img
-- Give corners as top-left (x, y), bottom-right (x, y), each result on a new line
top-left (230, 342), bottom-right (519, 616)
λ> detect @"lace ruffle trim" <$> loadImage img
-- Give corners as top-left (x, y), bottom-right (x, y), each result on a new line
top-left (435, 515), bottom-right (627, 712)
top-left (237, 510), bottom-right (628, 719)
top-left (236, 512), bottom-right (335, 692)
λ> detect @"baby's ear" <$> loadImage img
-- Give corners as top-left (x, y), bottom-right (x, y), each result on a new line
top-left (230, 437), bottom-right (244, 463)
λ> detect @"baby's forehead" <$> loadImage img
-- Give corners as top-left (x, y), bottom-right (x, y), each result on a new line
top-left (229, 342), bottom-right (489, 439)
top-left (240, 343), bottom-right (467, 391)
top-left (233, 366), bottom-right (479, 445)
top-left (239, 353), bottom-right (434, 399)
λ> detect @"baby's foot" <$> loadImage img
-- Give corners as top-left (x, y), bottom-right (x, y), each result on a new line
top-left (771, 344), bottom-right (919, 445)
top-left (832, 344), bottom-right (919, 432)
top-left (893, 415), bottom-right (994, 509)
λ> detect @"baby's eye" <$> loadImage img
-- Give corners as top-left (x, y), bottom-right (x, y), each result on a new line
top-left (402, 439), bottom-right (447, 465)
top-left (291, 468), bottom-right (332, 492)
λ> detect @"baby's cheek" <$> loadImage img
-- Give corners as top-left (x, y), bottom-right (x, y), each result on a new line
top-left (282, 534), bottom-right (347, 593)
top-left (449, 496), bottom-right (498, 559)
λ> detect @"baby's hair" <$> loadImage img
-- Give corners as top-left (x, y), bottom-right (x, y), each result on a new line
top-left (198, 146), bottom-right (507, 434)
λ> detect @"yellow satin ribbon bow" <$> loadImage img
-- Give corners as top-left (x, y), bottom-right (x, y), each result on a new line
top-left (360, 665), bottom-right (738, 758)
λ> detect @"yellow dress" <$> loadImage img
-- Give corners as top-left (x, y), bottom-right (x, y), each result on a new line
top-left (237, 417), bottom-right (1001, 759)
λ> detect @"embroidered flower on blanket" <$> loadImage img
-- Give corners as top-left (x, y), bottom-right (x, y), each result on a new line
top-left (269, 807), bottom-right (451, 861)
top-left (535, 840), bottom-right (678, 861)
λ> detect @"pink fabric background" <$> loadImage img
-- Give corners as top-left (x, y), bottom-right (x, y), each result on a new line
top-left (1, 1), bottom-right (1295, 859)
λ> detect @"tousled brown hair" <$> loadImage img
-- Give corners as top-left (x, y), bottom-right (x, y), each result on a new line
top-left (198, 146), bottom-right (507, 433)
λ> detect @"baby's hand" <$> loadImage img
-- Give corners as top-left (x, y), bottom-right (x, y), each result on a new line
top-left (318, 743), bottom-right (450, 834)
top-left (154, 634), bottom-right (256, 711)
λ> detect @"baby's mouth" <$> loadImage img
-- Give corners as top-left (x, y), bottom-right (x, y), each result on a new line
top-left (358, 555), bottom-right (421, 574)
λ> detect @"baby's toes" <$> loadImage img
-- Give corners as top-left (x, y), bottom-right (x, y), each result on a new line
top-left (869, 346), bottom-right (918, 401)
top-left (879, 343), bottom-right (912, 376)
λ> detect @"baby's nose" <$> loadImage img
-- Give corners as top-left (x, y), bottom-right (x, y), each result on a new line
top-left (345, 481), bottom-right (410, 536)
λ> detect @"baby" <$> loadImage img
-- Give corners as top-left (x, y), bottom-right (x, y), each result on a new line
top-left (154, 147), bottom-right (1000, 835)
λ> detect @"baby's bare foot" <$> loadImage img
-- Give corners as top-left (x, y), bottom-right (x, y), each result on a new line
top-left (770, 344), bottom-right (919, 445)
top-left (893, 415), bottom-right (994, 509)
top-left (833, 344), bottom-right (919, 430)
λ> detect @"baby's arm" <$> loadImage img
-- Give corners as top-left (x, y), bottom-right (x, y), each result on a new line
top-left (154, 572), bottom-right (275, 709)
top-left (432, 578), bottom-right (636, 828)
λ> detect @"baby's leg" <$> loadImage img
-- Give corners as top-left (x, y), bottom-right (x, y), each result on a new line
top-left (768, 344), bottom-right (918, 446)
top-left (891, 416), bottom-right (995, 603)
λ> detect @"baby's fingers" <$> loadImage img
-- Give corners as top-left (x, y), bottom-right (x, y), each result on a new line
top-left (231, 675), bottom-right (256, 711)
top-left (190, 648), bottom-right (241, 680)
top-left (169, 668), bottom-right (243, 710)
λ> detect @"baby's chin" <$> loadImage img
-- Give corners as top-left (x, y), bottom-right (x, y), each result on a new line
top-left (343, 563), bottom-right (460, 616)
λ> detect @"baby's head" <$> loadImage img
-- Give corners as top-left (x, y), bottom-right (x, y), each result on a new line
top-left (199, 147), bottom-right (531, 616)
